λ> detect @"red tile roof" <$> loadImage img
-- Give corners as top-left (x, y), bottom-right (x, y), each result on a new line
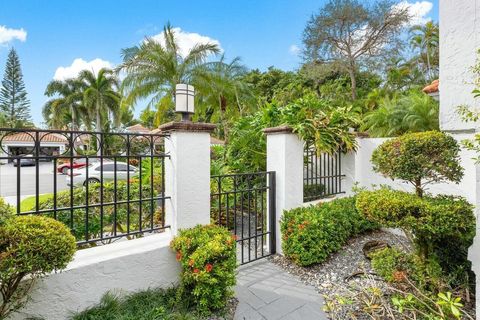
top-left (422, 79), bottom-right (439, 94)
top-left (126, 124), bottom-right (150, 133)
top-left (2, 132), bottom-right (68, 143)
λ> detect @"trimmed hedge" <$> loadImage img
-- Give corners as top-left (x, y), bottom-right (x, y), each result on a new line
top-left (0, 215), bottom-right (76, 318)
top-left (356, 189), bottom-right (475, 271)
top-left (170, 225), bottom-right (237, 314)
top-left (281, 196), bottom-right (379, 267)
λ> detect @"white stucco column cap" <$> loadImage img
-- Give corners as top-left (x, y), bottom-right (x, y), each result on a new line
top-left (159, 121), bottom-right (216, 133)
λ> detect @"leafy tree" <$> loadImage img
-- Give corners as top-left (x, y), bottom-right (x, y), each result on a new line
top-left (371, 131), bottom-right (463, 197)
top-left (410, 21), bottom-right (439, 81)
top-left (193, 56), bottom-right (254, 139)
top-left (139, 107), bottom-right (157, 129)
top-left (0, 48), bottom-right (32, 128)
top-left (118, 23), bottom-right (220, 125)
top-left (43, 78), bottom-right (87, 129)
top-left (303, 0), bottom-right (410, 100)
top-left (78, 68), bottom-right (120, 132)
top-left (227, 94), bottom-right (359, 172)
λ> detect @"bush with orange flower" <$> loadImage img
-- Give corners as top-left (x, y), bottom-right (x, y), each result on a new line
top-left (281, 196), bottom-right (379, 267)
top-left (170, 224), bottom-right (237, 314)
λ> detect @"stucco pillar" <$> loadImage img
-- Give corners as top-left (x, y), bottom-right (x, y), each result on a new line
top-left (160, 121), bottom-right (216, 235)
top-left (264, 126), bottom-right (304, 255)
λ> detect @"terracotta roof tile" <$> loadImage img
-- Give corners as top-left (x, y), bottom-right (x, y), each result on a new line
top-left (422, 79), bottom-right (439, 94)
top-left (2, 132), bottom-right (68, 143)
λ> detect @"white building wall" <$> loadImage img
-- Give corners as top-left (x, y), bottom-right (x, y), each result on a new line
top-left (439, 0), bottom-right (480, 132)
top-left (343, 136), bottom-right (478, 204)
top-left (11, 232), bottom-right (180, 320)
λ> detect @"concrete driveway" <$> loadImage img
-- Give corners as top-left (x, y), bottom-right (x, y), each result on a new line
top-left (0, 162), bottom-right (69, 204)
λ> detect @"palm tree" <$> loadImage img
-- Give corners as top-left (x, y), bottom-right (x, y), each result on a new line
top-left (193, 56), bottom-right (254, 139)
top-left (43, 78), bottom-right (86, 129)
top-left (118, 23), bottom-right (220, 125)
top-left (78, 68), bottom-right (120, 132)
top-left (410, 22), bottom-right (439, 81)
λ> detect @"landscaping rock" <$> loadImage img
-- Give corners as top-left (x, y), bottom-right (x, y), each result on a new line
top-left (362, 240), bottom-right (390, 259)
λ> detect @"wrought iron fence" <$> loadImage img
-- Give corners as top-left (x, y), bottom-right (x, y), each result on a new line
top-left (0, 128), bottom-right (170, 245)
top-left (211, 171), bottom-right (276, 265)
top-left (304, 145), bottom-right (344, 202)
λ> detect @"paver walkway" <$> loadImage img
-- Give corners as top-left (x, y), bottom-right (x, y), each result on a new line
top-left (234, 259), bottom-right (328, 320)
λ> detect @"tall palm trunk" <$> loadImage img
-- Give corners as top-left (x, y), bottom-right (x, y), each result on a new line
top-left (96, 100), bottom-right (102, 156)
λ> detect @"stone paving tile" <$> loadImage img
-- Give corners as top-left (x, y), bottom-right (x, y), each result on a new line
top-left (234, 259), bottom-right (328, 320)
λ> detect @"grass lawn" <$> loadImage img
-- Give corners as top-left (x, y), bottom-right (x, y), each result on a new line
top-left (72, 287), bottom-right (212, 320)
top-left (20, 194), bottom-right (53, 212)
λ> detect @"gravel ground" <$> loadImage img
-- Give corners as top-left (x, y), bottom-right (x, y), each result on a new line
top-left (270, 229), bottom-right (413, 319)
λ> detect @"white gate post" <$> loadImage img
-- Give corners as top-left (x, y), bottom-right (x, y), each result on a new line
top-left (264, 126), bottom-right (304, 255)
top-left (160, 121), bottom-right (216, 235)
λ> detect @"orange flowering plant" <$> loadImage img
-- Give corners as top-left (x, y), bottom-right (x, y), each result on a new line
top-left (170, 224), bottom-right (237, 314)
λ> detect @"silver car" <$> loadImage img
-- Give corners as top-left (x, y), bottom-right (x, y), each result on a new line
top-left (67, 161), bottom-right (138, 186)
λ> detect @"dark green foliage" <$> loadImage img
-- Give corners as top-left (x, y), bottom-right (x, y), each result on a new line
top-left (72, 287), bottom-right (201, 320)
top-left (31, 180), bottom-right (162, 243)
top-left (281, 196), bottom-right (379, 266)
top-left (227, 95), bottom-right (359, 172)
top-left (371, 131), bottom-right (463, 197)
top-left (0, 48), bottom-right (32, 128)
top-left (303, 184), bottom-right (326, 200)
top-left (356, 189), bottom-right (475, 270)
top-left (0, 215), bottom-right (76, 318)
top-left (170, 225), bottom-right (237, 314)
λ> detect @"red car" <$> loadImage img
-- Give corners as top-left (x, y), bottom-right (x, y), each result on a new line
top-left (57, 161), bottom-right (87, 174)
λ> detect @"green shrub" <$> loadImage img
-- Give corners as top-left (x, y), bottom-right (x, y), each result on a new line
top-left (356, 189), bottom-right (475, 270)
top-left (370, 247), bottom-right (445, 292)
top-left (371, 131), bottom-right (463, 197)
top-left (0, 215), bottom-right (76, 318)
top-left (281, 196), bottom-right (379, 266)
top-left (170, 225), bottom-right (237, 314)
top-left (303, 184), bottom-right (326, 200)
top-left (0, 197), bottom-right (13, 225)
top-left (29, 180), bottom-right (163, 243)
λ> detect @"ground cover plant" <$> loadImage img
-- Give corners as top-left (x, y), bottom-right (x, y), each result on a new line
top-left (170, 224), bottom-right (237, 315)
top-left (280, 196), bottom-right (379, 266)
top-left (72, 287), bottom-right (210, 320)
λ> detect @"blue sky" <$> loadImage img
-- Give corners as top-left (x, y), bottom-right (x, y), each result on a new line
top-left (0, 0), bottom-right (438, 126)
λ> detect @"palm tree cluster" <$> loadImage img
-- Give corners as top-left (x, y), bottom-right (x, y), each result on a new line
top-left (43, 69), bottom-right (121, 132)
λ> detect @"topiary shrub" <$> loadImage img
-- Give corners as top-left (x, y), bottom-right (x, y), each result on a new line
top-left (356, 189), bottom-right (475, 270)
top-left (281, 196), bottom-right (379, 266)
top-left (0, 215), bottom-right (76, 318)
top-left (170, 224), bottom-right (237, 314)
top-left (371, 131), bottom-right (463, 197)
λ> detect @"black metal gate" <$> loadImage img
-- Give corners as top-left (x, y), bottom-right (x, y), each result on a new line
top-left (211, 171), bottom-right (276, 264)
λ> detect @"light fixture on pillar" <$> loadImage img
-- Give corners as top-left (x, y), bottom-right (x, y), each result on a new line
top-left (175, 84), bottom-right (195, 121)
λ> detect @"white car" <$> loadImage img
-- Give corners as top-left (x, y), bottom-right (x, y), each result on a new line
top-left (67, 161), bottom-right (138, 186)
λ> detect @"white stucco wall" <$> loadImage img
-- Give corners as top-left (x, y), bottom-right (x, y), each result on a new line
top-left (439, 1), bottom-right (480, 132)
top-left (343, 136), bottom-right (478, 203)
top-left (11, 231), bottom-right (180, 320)
top-left (266, 131), bottom-right (304, 254)
top-left (164, 131), bottom-right (211, 234)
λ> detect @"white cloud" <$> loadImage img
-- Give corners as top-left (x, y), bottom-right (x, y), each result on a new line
top-left (393, 1), bottom-right (433, 26)
top-left (151, 27), bottom-right (222, 58)
top-left (53, 58), bottom-right (113, 80)
top-left (289, 44), bottom-right (300, 56)
top-left (0, 25), bottom-right (27, 44)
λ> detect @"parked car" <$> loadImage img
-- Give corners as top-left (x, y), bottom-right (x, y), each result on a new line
top-left (66, 161), bottom-right (138, 186)
top-left (13, 155), bottom-right (36, 167)
top-left (57, 158), bottom-right (103, 174)
top-left (57, 160), bottom-right (88, 174)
